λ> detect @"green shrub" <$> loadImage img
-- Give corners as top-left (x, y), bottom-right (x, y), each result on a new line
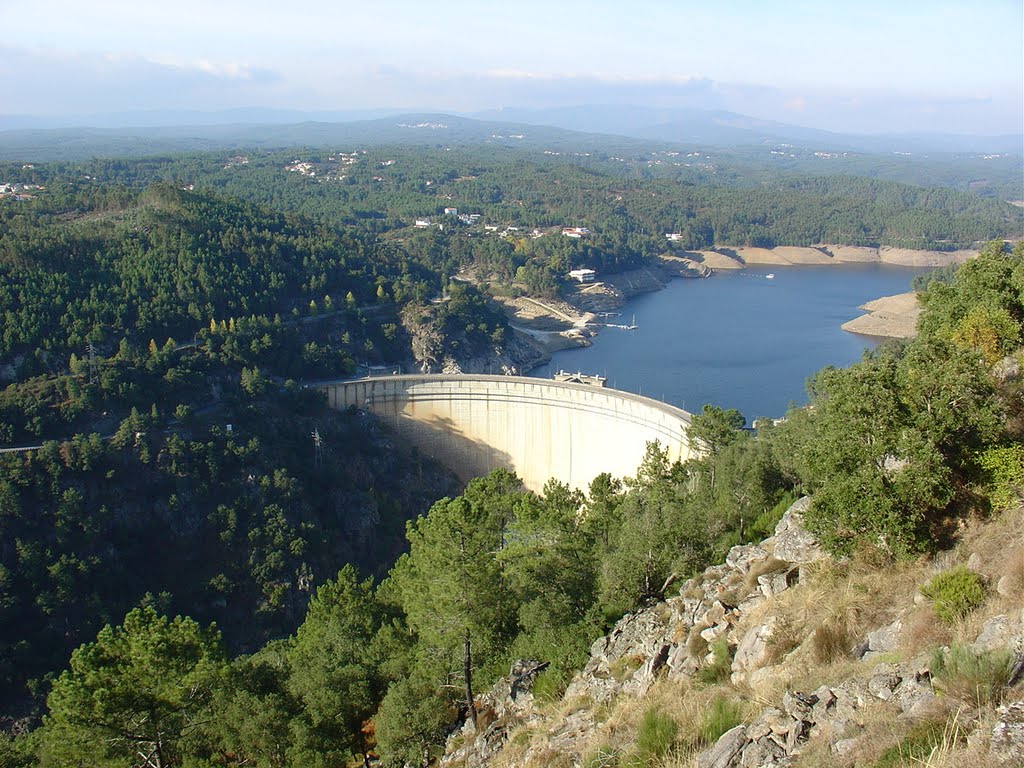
top-left (931, 643), bottom-right (1014, 707)
top-left (872, 720), bottom-right (949, 767)
top-left (920, 566), bottom-right (986, 624)
top-left (531, 666), bottom-right (572, 703)
top-left (698, 696), bottom-right (744, 746)
top-left (634, 707), bottom-right (678, 759)
top-left (979, 444), bottom-right (1024, 510)
top-left (583, 745), bottom-right (620, 768)
top-left (748, 492), bottom-right (798, 541)
top-left (696, 638), bottom-right (733, 685)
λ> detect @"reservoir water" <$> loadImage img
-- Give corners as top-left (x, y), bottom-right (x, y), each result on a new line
top-left (528, 264), bottom-right (926, 420)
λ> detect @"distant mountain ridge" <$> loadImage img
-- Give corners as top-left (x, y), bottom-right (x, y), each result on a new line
top-left (1, 105), bottom-right (1020, 156)
top-left (0, 114), bottom-right (627, 164)
top-left (473, 104), bottom-right (1024, 154)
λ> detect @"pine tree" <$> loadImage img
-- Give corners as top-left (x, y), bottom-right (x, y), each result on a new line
top-left (38, 607), bottom-right (226, 768)
top-left (390, 494), bottom-right (513, 728)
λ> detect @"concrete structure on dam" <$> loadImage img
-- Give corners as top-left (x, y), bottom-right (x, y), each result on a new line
top-left (318, 375), bottom-right (697, 492)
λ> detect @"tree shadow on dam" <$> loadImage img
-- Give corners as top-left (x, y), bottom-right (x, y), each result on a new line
top-left (369, 410), bottom-right (517, 486)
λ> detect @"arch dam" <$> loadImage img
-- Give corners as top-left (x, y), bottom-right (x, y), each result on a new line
top-left (317, 375), bottom-right (697, 493)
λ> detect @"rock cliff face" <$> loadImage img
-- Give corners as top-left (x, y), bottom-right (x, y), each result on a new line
top-left (403, 308), bottom-right (547, 375)
top-left (441, 498), bottom-right (1024, 767)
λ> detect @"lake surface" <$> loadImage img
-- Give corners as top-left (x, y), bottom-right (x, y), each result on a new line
top-left (528, 264), bottom-right (926, 420)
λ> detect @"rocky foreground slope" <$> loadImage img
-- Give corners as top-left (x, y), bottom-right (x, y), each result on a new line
top-left (441, 499), bottom-right (1024, 768)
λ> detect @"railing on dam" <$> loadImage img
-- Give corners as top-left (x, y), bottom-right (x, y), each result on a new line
top-left (317, 375), bottom-right (696, 493)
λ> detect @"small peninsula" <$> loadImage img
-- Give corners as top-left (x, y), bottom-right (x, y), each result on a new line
top-left (842, 291), bottom-right (921, 338)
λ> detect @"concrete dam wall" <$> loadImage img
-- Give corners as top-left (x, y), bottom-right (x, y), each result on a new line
top-left (319, 375), bottom-right (697, 492)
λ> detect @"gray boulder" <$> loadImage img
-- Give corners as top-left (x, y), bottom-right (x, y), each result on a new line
top-left (758, 566), bottom-right (799, 598)
top-left (726, 543), bottom-right (769, 572)
top-left (698, 725), bottom-right (748, 768)
top-left (732, 617), bottom-right (779, 683)
top-left (990, 699), bottom-right (1024, 765)
top-left (861, 617), bottom-right (903, 659)
top-left (772, 497), bottom-right (825, 564)
top-left (972, 613), bottom-right (1023, 654)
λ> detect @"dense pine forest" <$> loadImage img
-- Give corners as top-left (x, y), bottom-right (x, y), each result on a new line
top-left (0, 145), bottom-right (1022, 767)
top-left (3, 146), bottom-right (1021, 313)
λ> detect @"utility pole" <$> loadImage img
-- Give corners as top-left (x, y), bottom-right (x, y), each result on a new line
top-left (312, 428), bottom-right (323, 468)
top-left (85, 342), bottom-right (98, 385)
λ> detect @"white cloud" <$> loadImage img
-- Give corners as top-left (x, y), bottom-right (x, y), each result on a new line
top-left (0, 47), bottom-right (283, 114)
top-left (0, 47), bottom-right (1019, 135)
top-left (480, 69), bottom-right (707, 85)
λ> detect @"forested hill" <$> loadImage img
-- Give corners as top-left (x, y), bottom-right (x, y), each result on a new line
top-left (3, 149), bottom-right (1021, 306)
top-left (0, 182), bottom-right (443, 373)
top-left (1, 112), bottom-right (1021, 201)
top-left (0, 146), bottom-right (1021, 763)
top-left (1, 241), bottom-right (1020, 768)
top-left (0, 180), bottom-right (474, 722)
top-left (8, 147), bottom-right (1021, 247)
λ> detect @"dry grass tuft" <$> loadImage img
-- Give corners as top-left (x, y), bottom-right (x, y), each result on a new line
top-left (995, 545), bottom-right (1024, 599)
top-left (810, 620), bottom-right (853, 665)
top-left (901, 606), bottom-right (952, 657)
top-left (903, 706), bottom-right (1008, 768)
top-left (685, 626), bottom-right (708, 661)
top-left (743, 557), bottom-right (790, 590)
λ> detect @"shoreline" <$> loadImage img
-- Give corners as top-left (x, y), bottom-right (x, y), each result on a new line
top-left (505, 247), bottom-right (951, 363)
top-left (486, 242), bottom-right (981, 376)
top-left (675, 244), bottom-right (978, 270)
top-left (505, 257), bottom-right (941, 417)
top-left (840, 291), bottom-right (920, 339)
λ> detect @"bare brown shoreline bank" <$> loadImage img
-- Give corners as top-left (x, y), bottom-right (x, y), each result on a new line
top-left (671, 243), bottom-right (978, 271)
top-left (841, 291), bottom-right (920, 339)
top-left (489, 244), bottom-right (973, 357)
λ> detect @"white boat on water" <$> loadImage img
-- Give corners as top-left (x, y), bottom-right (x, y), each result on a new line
top-left (766, 273), bottom-right (775, 279)
top-left (606, 314), bottom-right (638, 330)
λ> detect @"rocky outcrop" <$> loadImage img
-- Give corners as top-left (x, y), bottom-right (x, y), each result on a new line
top-left (404, 312), bottom-right (547, 375)
top-left (441, 497), bottom-right (1024, 768)
top-left (658, 254), bottom-right (714, 278)
top-left (446, 498), bottom-right (826, 766)
top-left (697, 725), bottom-right (747, 768)
top-left (440, 660), bottom-right (548, 768)
top-left (435, 331), bottom-right (548, 375)
top-left (569, 267), bottom-right (671, 314)
top-left (556, 498), bottom-right (832, 716)
top-left (770, 497), bottom-right (825, 564)
top-left (566, 499), bottom-right (825, 700)
top-left (697, 658), bottom-right (938, 767)
top-left (693, 605), bottom-right (1024, 768)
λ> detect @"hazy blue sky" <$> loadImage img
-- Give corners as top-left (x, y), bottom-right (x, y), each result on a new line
top-left (2, 0), bottom-right (1021, 134)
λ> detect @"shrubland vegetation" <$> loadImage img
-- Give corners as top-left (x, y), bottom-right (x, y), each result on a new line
top-left (0, 144), bottom-right (1021, 767)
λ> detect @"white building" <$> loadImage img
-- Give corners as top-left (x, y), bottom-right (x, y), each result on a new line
top-left (569, 269), bottom-right (597, 283)
top-left (562, 227), bottom-right (591, 238)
